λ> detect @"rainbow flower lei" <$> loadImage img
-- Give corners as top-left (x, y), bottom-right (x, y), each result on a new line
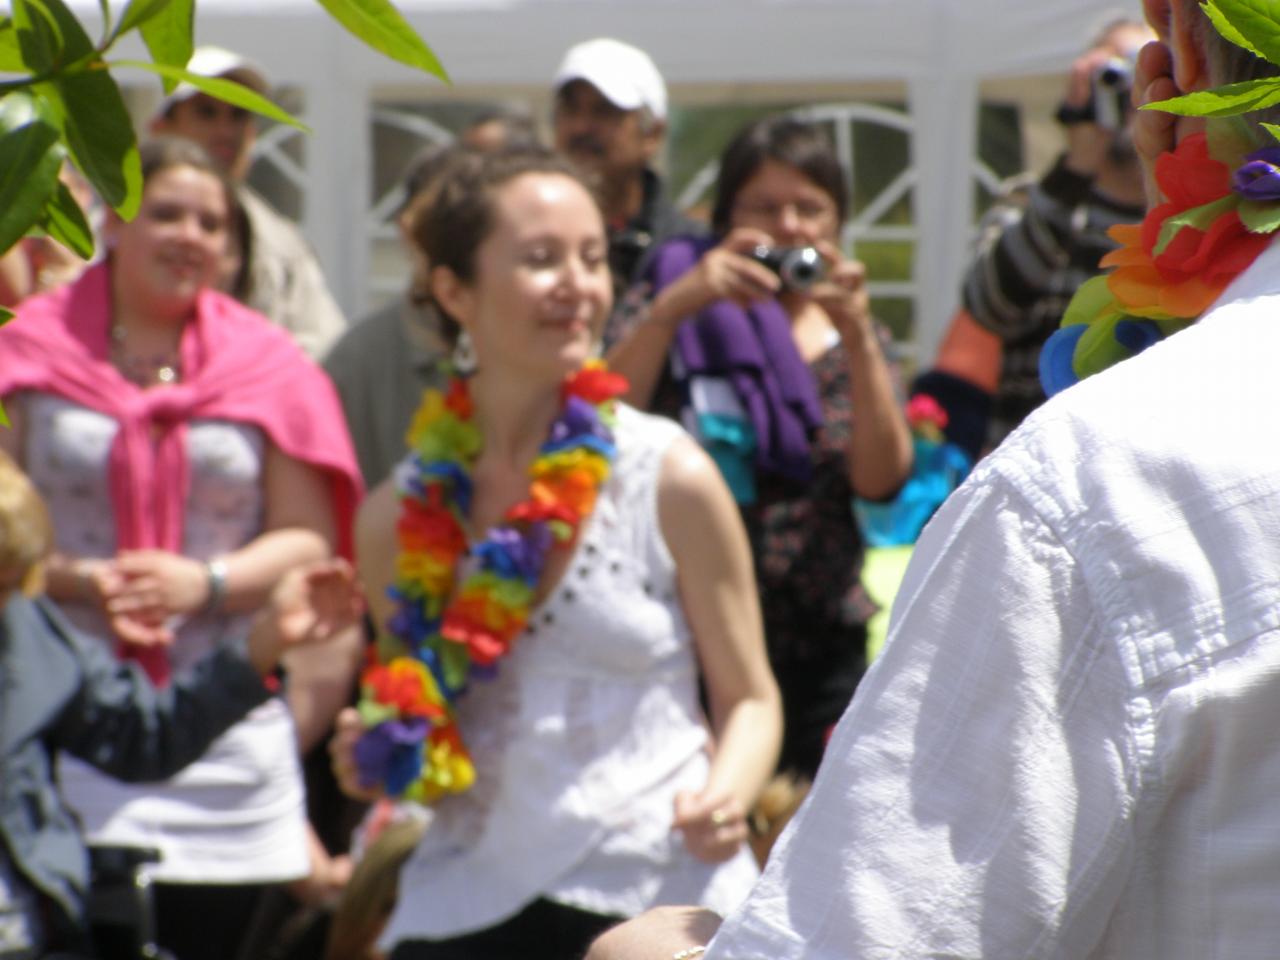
top-left (1040, 121), bottom-right (1280, 396)
top-left (354, 361), bottom-right (629, 802)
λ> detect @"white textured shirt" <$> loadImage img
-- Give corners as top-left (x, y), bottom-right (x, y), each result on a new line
top-left (708, 240), bottom-right (1280, 959)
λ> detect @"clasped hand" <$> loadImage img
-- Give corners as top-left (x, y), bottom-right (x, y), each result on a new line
top-left (86, 550), bottom-right (211, 648)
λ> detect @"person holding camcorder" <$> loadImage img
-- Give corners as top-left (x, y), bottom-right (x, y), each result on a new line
top-left (955, 18), bottom-right (1153, 453)
top-left (605, 115), bottom-right (912, 844)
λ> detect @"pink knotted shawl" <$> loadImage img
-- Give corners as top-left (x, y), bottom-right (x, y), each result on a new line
top-left (0, 262), bottom-right (364, 681)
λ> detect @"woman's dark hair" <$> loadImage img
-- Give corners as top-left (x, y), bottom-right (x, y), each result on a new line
top-left (710, 115), bottom-right (849, 235)
top-left (138, 135), bottom-right (240, 224)
top-left (410, 146), bottom-right (601, 338)
top-left (412, 145), bottom-right (598, 290)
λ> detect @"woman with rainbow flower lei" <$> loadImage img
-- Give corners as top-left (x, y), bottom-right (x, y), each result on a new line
top-left (330, 147), bottom-right (782, 960)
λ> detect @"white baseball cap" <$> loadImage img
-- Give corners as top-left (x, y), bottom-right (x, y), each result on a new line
top-left (157, 45), bottom-right (269, 115)
top-left (552, 38), bottom-right (667, 120)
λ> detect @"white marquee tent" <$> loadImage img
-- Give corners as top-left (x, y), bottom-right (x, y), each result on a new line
top-left (73, 0), bottom-right (1145, 362)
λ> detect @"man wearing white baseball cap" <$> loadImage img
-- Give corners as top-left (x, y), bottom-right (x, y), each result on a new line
top-left (151, 45), bottom-right (347, 360)
top-left (552, 38), bottom-right (701, 298)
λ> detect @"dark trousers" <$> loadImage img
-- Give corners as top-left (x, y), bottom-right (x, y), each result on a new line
top-left (388, 898), bottom-right (623, 960)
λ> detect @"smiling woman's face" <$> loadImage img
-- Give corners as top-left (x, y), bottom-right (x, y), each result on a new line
top-left (107, 164), bottom-right (230, 318)
top-left (438, 171), bottom-right (612, 384)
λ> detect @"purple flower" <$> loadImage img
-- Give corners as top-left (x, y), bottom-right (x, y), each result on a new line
top-left (354, 718), bottom-right (429, 793)
top-left (547, 395), bottom-right (611, 445)
top-left (1233, 147), bottom-right (1280, 201)
top-left (475, 525), bottom-right (553, 584)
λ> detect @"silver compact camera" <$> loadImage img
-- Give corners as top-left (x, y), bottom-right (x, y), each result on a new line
top-left (747, 245), bottom-right (826, 292)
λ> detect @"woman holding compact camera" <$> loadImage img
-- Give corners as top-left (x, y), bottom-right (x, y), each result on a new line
top-left (607, 115), bottom-right (911, 803)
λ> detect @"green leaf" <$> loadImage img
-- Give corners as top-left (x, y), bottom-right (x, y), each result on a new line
top-left (0, 18), bottom-right (28, 72)
top-left (137, 0), bottom-right (191, 91)
top-left (0, 398), bottom-right (10, 428)
top-left (1264, 121), bottom-right (1280, 143)
top-left (12, 0), bottom-right (67, 75)
top-left (113, 59), bottom-right (309, 130)
top-left (112, 0), bottom-right (173, 44)
top-left (38, 68), bottom-right (142, 218)
top-left (1202, 0), bottom-right (1280, 67)
top-left (1238, 197), bottom-right (1280, 232)
top-left (1206, 114), bottom-right (1259, 167)
top-left (0, 108), bottom-right (62, 256)
top-left (313, 0), bottom-right (449, 81)
top-left (1202, 0), bottom-right (1268, 58)
top-left (1152, 195), bottom-right (1239, 255)
top-left (1144, 77), bottom-right (1280, 117)
top-left (41, 178), bottom-right (95, 258)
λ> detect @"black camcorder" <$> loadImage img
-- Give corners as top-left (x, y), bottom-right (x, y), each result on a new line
top-left (747, 245), bottom-right (826, 292)
top-left (1054, 55), bottom-right (1135, 130)
top-left (1090, 56), bottom-right (1134, 131)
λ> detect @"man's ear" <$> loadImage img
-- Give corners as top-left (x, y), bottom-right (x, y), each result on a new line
top-left (1155, 0), bottom-right (1211, 92)
top-left (641, 118), bottom-right (666, 165)
top-left (1143, 0), bottom-right (1172, 42)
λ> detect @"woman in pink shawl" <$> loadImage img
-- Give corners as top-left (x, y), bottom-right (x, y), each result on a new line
top-left (0, 136), bottom-right (363, 960)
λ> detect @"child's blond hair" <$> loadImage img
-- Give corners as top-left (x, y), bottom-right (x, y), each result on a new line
top-left (0, 448), bottom-right (52, 596)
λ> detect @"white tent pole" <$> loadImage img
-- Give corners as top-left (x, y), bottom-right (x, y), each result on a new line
top-left (302, 21), bottom-right (371, 321)
top-left (907, 71), bottom-right (978, 371)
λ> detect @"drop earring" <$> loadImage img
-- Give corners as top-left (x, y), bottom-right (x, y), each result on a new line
top-left (452, 330), bottom-right (477, 375)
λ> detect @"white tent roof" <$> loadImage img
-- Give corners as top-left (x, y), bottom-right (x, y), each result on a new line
top-left (76, 0), bottom-right (1146, 359)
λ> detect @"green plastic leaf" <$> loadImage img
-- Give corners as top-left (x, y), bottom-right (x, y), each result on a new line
top-left (1145, 77), bottom-right (1280, 117)
top-left (41, 177), bottom-right (95, 258)
top-left (38, 68), bottom-right (142, 218)
top-left (1060, 275), bottom-right (1117, 328)
top-left (1202, 0), bottom-right (1280, 66)
top-left (137, 0), bottom-right (191, 91)
top-left (0, 18), bottom-right (27, 72)
top-left (1238, 197), bottom-right (1280, 232)
top-left (1152, 195), bottom-right (1238, 255)
top-left (0, 107), bottom-right (62, 256)
top-left (1073, 312), bottom-right (1134, 380)
top-left (112, 0), bottom-right (173, 44)
top-left (1203, 0), bottom-right (1268, 58)
top-left (113, 60), bottom-right (308, 130)
top-left (313, 0), bottom-right (449, 81)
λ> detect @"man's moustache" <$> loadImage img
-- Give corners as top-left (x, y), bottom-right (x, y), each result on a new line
top-left (568, 136), bottom-right (605, 156)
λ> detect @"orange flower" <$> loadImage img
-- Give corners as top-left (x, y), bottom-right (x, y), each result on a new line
top-left (1100, 137), bottom-right (1271, 319)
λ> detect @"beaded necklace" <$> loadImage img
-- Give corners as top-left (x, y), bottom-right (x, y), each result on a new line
top-left (355, 360), bottom-right (629, 802)
top-left (1040, 123), bottom-right (1280, 396)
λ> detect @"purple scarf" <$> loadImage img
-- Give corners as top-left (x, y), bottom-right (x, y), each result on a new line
top-left (647, 235), bottom-right (824, 484)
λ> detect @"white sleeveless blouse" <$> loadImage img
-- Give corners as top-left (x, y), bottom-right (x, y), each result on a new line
top-left (21, 392), bottom-right (309, 884)
top-left (380, 404), bottom-right (759, 944)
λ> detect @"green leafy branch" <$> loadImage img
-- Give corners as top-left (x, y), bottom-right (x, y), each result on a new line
top-left (1145, 0), bottom-right (1280, 127)
top-left (0, 0), bottom-right (447, 322)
